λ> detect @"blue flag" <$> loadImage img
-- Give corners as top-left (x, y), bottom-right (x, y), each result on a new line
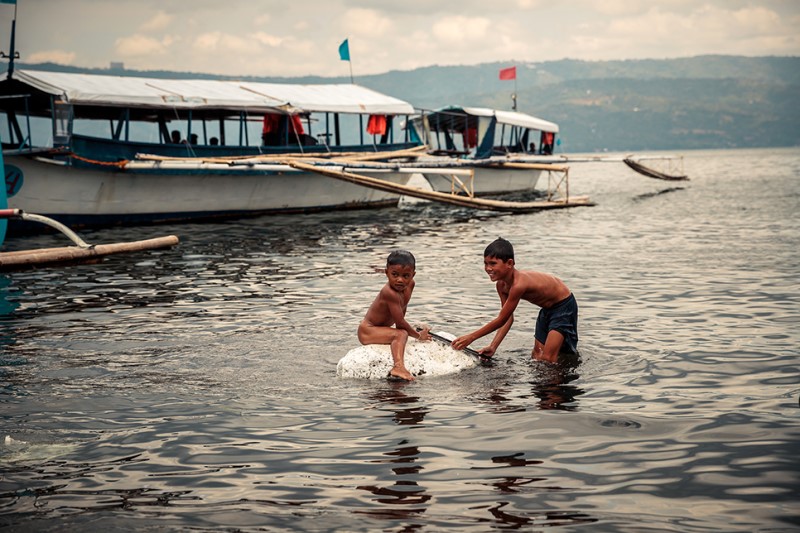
top-left (338, 39), bottom-right (350, 61)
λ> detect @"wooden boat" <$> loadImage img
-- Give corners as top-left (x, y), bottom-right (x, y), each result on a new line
top-left (408, 106), bottom-right (566, 195)
top-left (0, 69), bottom-right (421, 231)
top-left (409, 107), bottom-right (690, 191)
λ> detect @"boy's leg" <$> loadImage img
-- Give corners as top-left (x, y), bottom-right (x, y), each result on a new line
top-left (532, 330), bottom-right (565, 363)
top-left (532, 296), bottom-right (578, 363)
top-left (358, 324), bottom-right (415, 381)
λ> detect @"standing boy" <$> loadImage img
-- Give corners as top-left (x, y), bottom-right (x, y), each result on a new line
top-left (359, 250), bottom-right (431, 381)
top-left (452, 238), bottom-right (579, 363)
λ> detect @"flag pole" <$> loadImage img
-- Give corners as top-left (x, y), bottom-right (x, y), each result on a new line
top-left (513, 75), bottom-right (517, 111)
top-left (0, 1), bottom-right (19, 80)
top-left (339, 38), bottom-right (354, 84)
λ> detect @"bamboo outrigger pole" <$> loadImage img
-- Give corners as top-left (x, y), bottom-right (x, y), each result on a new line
top-left (0, 209), bottom-right (179, 271)
top-left (287, 161), bottom-right (594, 213)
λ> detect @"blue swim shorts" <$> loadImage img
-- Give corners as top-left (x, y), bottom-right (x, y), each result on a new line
top-left (534, 293), bottom-right (579, 355)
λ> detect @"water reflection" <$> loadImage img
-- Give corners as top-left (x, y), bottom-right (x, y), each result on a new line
top-left (486, 504), bottom-right (597, 530)
top-left (369, 385), bottom-right (430, 426)
top-left (355, 387), bottom-right (433, 521)
top-left (357, 439), bottom-right (431, 510)
top-left (527, 357), bottom-right (584, 411)
top-left (0, 276), bottom-right (20, 317)
top-left (473, 452), bottom-right (598, 528)
top-left (474, 386), bottom-right (527, 414)
top-left (632, 186), bottom-right (686, 202)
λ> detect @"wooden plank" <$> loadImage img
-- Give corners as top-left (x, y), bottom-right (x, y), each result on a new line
top-left (485, 161), bottom-right (570, 172)
top-left (0, 235), bottom-right (179, 270)
top-left (288, 161), bottom-right (594, 213)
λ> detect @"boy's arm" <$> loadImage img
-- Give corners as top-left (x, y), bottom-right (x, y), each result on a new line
top-left (481, 314), bottom-right (513, 357)
top-left (452, 287), bottom-right (523, 350)
top-left (386, 286), bottom-right (428, 340)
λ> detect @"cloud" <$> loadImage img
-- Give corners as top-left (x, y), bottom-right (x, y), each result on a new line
top-left (26, 50), bottom-right (77, 66)
top-left (140, 11), bottom-right (173, 32)
top-left (193, 32), bottom-right (252, 54)
top-left (114, 35), bottom-right (173, 58)
top-left (251, 32), bottom-right (284, 48)
top-left (432, 15), bottom-right (491, 45)
top-left (341, 8), bottom-right (392, 37)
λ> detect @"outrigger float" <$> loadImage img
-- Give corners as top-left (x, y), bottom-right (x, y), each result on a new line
top-left (0, 208), bottom-right (178, 271)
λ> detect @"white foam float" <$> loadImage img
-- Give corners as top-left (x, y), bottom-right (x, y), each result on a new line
top-left (337, 331), bottom-right (480, 379)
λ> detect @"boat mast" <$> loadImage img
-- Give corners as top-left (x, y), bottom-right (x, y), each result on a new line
top-left (0, 1), bottom-right (19, 80)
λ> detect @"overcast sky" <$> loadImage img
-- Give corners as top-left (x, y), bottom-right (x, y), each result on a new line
top-left (2, 0), bottom-right (798, 78)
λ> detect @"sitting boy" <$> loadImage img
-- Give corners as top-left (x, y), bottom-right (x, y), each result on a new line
top-left (358, 250), bottom-right (430, 381)
top-left (452, 238), bottom-right (579, 363)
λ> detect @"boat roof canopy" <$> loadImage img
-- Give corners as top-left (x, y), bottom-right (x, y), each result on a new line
top-left (426, 106), bottom-right (559, 133)
top-left (5, 70), bottom-right (415, 115)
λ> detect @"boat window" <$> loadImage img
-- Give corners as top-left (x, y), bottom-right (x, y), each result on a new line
top-left (0, 113), bottom-right (52, 149)
top-left (53, 101), bottom-right (72, 146)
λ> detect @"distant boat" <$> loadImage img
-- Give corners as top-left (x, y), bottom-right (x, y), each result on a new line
top-left (408, 106), bottom-right (564, 196)
top-left (0, 70), bottom-right (422, 230)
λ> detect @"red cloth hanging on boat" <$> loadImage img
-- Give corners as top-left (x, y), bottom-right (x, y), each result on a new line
top-left (262, 114), bottom-right (280, 134)
top-left (290, 114), bottom-right (304, 135)
top-left (464, 127), bottom-right (478, 148)
top-left (366, 115), bottom-right (387, 135)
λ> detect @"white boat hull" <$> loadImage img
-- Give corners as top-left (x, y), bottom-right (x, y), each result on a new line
top-left (5, 155), bottom-right (409, 226)
top-left (423, 165), bottom-right (543, 196)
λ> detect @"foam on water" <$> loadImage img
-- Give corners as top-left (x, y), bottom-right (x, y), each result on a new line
top-left (337, 332), bottom-right (479, 379)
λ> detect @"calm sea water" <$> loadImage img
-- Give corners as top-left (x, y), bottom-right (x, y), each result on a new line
top-left (1, 148), bottom-right (798, 532)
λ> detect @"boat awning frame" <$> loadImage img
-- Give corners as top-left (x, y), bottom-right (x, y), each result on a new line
top-left (5, 69), bottom-right (415, 116)
top-left (424, 106), bottom-right (559, 133)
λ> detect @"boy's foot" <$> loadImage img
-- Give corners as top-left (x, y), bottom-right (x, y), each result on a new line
top-left (388, 368), bottom-right (415, 381)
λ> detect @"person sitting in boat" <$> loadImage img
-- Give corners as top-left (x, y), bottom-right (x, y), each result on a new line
top-left (210, 137), bottom-right (219, 146)
top-left (358, 250), bottom-right (431, 381)
top-left (189, 133), bottom-right (199, 145)
top-left (529, 142), bottom-right (537, 154)
top-left (452, 238), bottom-right (579, 364)
top-left (170, 130), bottom-right (182, 144)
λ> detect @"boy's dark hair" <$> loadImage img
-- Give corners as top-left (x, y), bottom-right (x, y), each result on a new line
top-left (387, 250), bottom-right (416, 268)
top-left (484, 237), bottom-right (514, 261)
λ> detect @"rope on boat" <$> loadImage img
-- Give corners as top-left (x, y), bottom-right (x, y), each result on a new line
top-left (68, 153), bottom-right (130, 168)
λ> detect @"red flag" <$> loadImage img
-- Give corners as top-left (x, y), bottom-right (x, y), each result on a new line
top-left (499, 66), bottom-right (516, 80)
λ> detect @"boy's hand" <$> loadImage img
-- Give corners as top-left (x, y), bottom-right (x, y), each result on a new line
top-left (452, 334), bottom-right (475, 351)
top-left (478, 346), bottom-right (495, 358)
top-left (417, 327), bottom-right (431, 341)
